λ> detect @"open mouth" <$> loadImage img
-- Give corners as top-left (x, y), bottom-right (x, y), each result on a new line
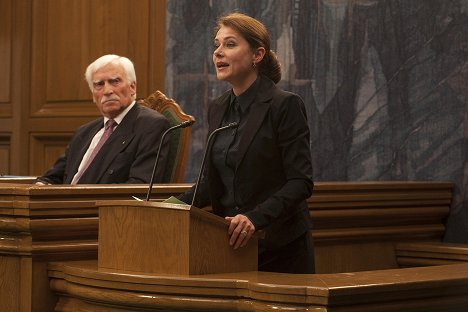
top-left (216, 62), bottom-right (229, 69)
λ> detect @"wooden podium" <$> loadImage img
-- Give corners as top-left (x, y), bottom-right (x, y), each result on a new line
top-left (97, 200), bottom-right (258, 275)
top-left (47, 182), bottom-right (468, 311)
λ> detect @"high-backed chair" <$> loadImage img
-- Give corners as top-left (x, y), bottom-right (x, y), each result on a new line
top-left (138, 91), bottom-right (195, 183)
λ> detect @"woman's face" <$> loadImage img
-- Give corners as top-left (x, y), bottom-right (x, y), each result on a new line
top-left (213, 25), bottom-right (262, 94)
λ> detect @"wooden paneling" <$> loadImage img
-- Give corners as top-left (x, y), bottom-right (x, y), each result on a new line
top-left (0, 0), bottom-right (12, 112)
top-left (30, 0), bottom-right (163, 117)
top-left (0, 256), bottom-right (20, 312)
top-left (309, 181), bottom-right (453, 273)
top-left (98, 201), bottom-right (257, 275)
top-left (0, 183), bottom-right (190, 312)
top-left (0, 0), bottom-right (13, 167)
top-left (3, 0), bottom-right (166, 175)
top-left (0, 134), bottom-right (10, 175)
top-left (396, 242), bottom-right (468, 267)
top-left (0, 181), bottom-right (461, 311)
top-left (29, 133), bottom-right (73, 177)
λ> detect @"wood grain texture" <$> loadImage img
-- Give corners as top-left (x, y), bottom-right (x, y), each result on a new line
top-left (0, 0), bottom-right (12, 108)
top-left (48, 260), bottom-right (468, 312)
top-left (310, 181), bottom-right (453, 273)
top-left (30, 0), bottom-right (158, 117)
top-left (0, 181), bottom-right (460, 311)
top-left (0, 256), bottom-right (20, 312)
top-left (98, 201), bottom-right (257, 275)
top-left (0, 183), bottom-right (189, 312)
top-left (2, 0), bottom-right (166, 176)
top-left (396, 242), bottom-right (468, 267)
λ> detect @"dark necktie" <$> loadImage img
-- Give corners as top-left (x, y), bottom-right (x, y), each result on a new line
top-left (231, 97), bottom-right (241, 123)
top-left (71, 119), bottom-right (116, 184)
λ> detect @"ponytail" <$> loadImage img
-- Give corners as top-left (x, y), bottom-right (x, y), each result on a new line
top-left (259, 50), bottom-right (281, 84)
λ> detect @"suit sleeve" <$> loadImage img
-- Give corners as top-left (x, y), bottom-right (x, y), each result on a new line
top-left (243, 94), bottom-right (314, 229)
top-left (35, 148), bottom-right (69, 184)
top-left (125, 115), bottom-right (171, 183)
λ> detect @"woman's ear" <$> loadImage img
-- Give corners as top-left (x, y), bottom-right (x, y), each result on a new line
top-left (253, 47), bottom-right (266, 65)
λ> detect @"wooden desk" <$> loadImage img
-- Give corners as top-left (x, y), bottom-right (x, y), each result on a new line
top-left (310, 181), bottom-right (452, 272)
top-left (0, 181), bottom-right (459, 311)
top-left (0, 183), bottom-right (190, 312)
top-left (48, 260), bottom-right (468, 311)
top-left (47, 181), bottom-right (468, 312)
top-left (0, 176), bottom-right (36, 183)
top-left (397, 242), bottom-right (468, 266)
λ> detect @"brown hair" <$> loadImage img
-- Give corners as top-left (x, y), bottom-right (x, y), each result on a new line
top-left (215, 12), bottom-right (281, 84)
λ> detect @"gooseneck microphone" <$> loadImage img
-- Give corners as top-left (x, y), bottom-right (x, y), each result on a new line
top-left (191, 122), bottom-right (238, 207)
top-left (146, 120), bottom-right (195, 201)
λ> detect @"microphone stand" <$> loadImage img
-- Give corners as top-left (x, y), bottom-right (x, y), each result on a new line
top-left (191, 122), bottom-right (238, 207)
top-left (145, 120), bottom-right (194, 201)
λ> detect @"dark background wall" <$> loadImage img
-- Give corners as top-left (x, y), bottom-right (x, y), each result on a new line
top-left (164, 0), bottom-right (468, 243)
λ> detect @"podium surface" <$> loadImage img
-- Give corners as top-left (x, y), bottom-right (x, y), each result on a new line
top-left (49, 259), bottom-right (468, 311)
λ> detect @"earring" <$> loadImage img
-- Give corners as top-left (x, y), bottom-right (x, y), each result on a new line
top-left (252, 62), bottom-right (257, 68)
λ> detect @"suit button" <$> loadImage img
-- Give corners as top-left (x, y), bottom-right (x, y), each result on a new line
top-left (108, 169), bottom-right (114, 175)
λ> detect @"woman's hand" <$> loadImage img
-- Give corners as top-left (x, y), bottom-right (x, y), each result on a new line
top-left (225, 214), bottom-right (256, 249)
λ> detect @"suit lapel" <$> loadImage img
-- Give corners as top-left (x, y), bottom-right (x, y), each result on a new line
top-left (79, 105), bottom-right (139, 183)
top-left (65, 120), bottom-right (103, 183)
top-left (235, 78), bottom-right (274, 168)
top-left (210, 91), bottom-right (230, 132)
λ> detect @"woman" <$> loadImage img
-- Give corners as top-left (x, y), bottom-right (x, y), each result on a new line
top-left (178, 12), bottom-right (315, 274)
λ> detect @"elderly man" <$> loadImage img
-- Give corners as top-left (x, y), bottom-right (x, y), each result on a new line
top-left (36, 54), bottom-right (170, 184)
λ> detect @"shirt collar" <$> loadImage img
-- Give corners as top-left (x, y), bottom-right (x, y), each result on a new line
top-left (103, 100), bottom-right (136, 126)
top-left (230, 77), bottom-right (261, 114)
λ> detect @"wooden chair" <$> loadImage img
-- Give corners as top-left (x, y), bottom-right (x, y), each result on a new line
top-left (138, 91), bottom-right (195, 183)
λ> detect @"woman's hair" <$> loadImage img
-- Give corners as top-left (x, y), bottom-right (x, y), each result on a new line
top-left (84, 54), bottom-right (137, 99)
top-left (215, 12), bottom-right (281, 84)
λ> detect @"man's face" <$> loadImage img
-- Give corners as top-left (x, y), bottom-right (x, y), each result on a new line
top-left (91, 63), bottom-right (136, 118)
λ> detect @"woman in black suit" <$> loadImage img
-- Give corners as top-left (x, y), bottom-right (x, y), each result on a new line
top-left (178, 12), bottom-right (315, 274)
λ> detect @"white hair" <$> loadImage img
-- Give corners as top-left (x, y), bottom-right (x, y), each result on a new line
top-left (84, 54), bottom-right (137, 99)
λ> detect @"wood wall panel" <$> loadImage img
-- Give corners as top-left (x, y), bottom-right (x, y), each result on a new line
top-left (0, 256), bottom-right (20, 312)
top-left (3, 0), bottom-right (166, 176)
top-left (30, 0), bottom-right (159, 118)
top-left (0, 0), bottom-right (12, 116)
top-left (0, 0), bottom-right (166, 176)
top-left (0, 134), bottom-right (10, 175)
top-left (30, 133), bottom-right (73, 176)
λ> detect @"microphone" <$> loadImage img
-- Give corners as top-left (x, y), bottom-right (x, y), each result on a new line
top-left (145, 120), bottom-right (195, 201)
top-left (191, 122), bottom-right (238, 207)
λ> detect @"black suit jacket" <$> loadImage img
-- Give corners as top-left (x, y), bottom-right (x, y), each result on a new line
top-left (37, 104), bottom-right (170, 184)
top-left (179, 76), bottom-right (314, 250)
